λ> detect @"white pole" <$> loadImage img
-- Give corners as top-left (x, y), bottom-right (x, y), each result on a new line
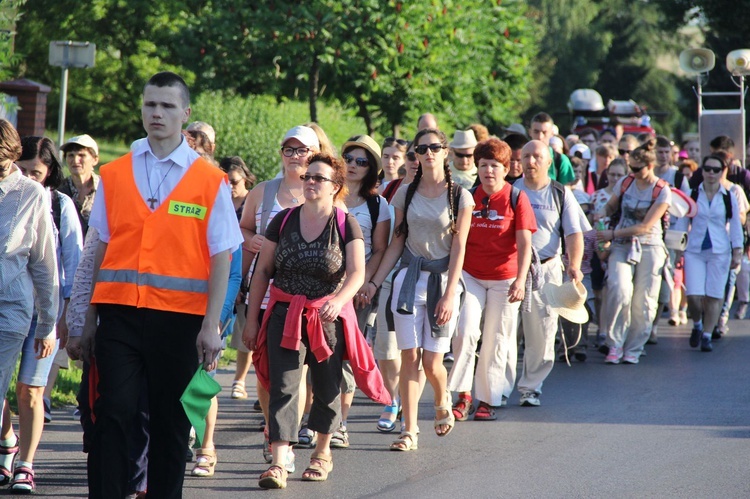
top-left (57, 65), bottom-right (68, 153)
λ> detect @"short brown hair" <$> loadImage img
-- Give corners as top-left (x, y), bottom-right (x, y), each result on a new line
top-left (0, 119), bottom-right (21, 164)
top-left (474, 138), bottom-right (511, 167)
top-left (307, 153), bottom-right (348, 201)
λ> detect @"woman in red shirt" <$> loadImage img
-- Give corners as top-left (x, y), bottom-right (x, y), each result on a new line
top-left (447, 138), bottom-right (536, 420)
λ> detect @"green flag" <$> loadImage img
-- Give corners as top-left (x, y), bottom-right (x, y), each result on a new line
top-left (180, 365), bottom-right (221, 448)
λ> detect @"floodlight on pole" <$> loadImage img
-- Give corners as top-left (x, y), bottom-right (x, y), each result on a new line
top-left (48, 41), bottom-right (96, 153)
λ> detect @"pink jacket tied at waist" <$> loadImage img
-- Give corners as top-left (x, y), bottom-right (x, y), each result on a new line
top-left (253, 284), bottom-right (391, 406)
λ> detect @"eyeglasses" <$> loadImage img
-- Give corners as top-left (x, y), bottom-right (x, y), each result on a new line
top-left (406, 152), bottom-right (417, 162)
top-left (480, 196), bottom-right (490, 219)
top-left (629, 164), bottom-right (645, 172)
top-left (454, 152), bottom-right (474, 159)
top-left (384, 137), bottom-right (408, 146)
top-left (281, 146), bottom-right (311, 157)
top-left (343, 154), bottom-right (369, 167)
top-left (300, 173), bottom-right (336, 183)
top-left (618, 149), bottom-right (632, 156)
top-left (229, 178), bottom-right (243, 186)
top-left (415, 143), bottom-right (446, 155)
top-left (702, 166), bottom-right (722, 174)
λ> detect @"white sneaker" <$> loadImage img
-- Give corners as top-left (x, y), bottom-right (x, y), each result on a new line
top-left (284, 449), bottom-right (295, 474)
top-left (519, 392), bottom-right (540, 407)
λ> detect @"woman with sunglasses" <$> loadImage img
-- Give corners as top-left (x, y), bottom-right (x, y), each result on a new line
top-left (237, 125), bottom-right (319, 467)
top-left (378, 137), bottom-right (407, 197)
top-left (683, 152), bottom-right (743, 352)
top-left (369, 128), bottom-right (473, 451)
top-left (372, 141), bottom-right (424, 432)
top-left (447, 138), bottom-right (536, 421)
top-left (597, 138), bottom-right (671, 364)
top-left (245, 153), bottom-right (387, 488)
top-left (332, 135), bottom-right (391, 448)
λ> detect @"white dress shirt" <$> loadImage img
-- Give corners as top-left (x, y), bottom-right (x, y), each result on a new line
top-left (89, 136), bottom-right (243, 256)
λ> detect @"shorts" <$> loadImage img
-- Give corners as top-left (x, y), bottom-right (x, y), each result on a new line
top-left (390, 269), bottom-right (459, 354)
top-left (17, 317), bottom-right (58, 387)
top-left (684, 249), bottom-right (731, 299)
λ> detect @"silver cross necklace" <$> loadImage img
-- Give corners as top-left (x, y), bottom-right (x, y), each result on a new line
top-left (144, 156), bottom-right (176, 209)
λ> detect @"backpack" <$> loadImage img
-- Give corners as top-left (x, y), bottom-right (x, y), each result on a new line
top-left (50, 190), bottom-right (62, 245)
top-left (509, 179), bottom-right (566, 254)
top-left (381, 178), bottom-right (403, 203)
top-left (609, 174), bottom-right (670, 237)
top-left (690, 187), bottom-right (732, 221)
top-left (259, 178), bottom-right (283, 236)
top-left (365, 195), bottom-right (381, 242)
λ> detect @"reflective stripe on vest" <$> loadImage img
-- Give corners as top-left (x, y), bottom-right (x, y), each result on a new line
top-left (97, 269), bottom-right (209, 294)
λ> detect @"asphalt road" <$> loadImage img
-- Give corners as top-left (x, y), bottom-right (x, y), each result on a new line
top-left (19, 316), bottom-right (750, 498)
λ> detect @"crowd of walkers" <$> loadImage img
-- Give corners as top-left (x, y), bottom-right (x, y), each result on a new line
top-left (0, 71), bottom-right (749, 496)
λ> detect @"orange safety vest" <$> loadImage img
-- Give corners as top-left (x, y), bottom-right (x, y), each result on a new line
top-left (90, 153), bottom-right (226, 316)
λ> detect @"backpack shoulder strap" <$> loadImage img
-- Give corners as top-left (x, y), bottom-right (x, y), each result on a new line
top-left (723, 190), bottom-right (733, 220)
top-left (553, 150), bottom-right (563, 178)
top-left (51, 190), bottom-right (62, 234)
top-left (382, 178), bottom-right (402, 202)
top-left (278, 206), bottom-right (297, 234)
top-left (674, 171), bottom-right (684, 192)
top-left (365, 195), bottom-right (380, 241)
top-left (259, 178), bottom-right (283, 236)
top-left (550, 180), bottom-right (566, 254)
top-left (620, 174), bottom-right (635, 195)
top-left (690, 187), bottom-right (699, 202)
top-left (510, 185), bottom-right (520, 212)
top-left (335, 207), bottom-right (346, 238)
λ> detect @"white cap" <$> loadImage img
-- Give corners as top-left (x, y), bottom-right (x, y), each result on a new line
top-left (281, 126), bottom-right (320, 149)
top-left (61, 134), bottom-right (99, 156)
top-left (569, 143), bottom-right (591, 160)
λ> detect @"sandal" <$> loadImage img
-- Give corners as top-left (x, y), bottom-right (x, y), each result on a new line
top-left (377, 401), bottom-right (399, 432)
top-left (230, 381), bottom-right (247, 399)
top-left (390, 431), bottom-right (418, 451)
top-left (434, 390), bottom-right (455, 437)
top-left (258, 464), bottom-right (287, 489)
top-left (295, 424), bottom-right (317, 448)
top-left (191, 448), bottom-right (217, 477)
top-left (330, 423), bottom-right (349, 449)
top-left (301, 452), bottom-right (333, 482)
top-left (10, 465), bottom-right (34, 493)
top-left (473, 402), bottom-right (497, 421)
top-left (0, 435), bottom-right (18, 486)
top-left (452, 395), bottom-right (474, 421)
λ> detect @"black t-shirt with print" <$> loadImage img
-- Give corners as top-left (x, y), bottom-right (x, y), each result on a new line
top-left (265, 207), bottom-right (363, 299)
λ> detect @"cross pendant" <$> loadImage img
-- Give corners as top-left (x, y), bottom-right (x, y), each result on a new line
top-left (147, 197), bottom-right (158, 209)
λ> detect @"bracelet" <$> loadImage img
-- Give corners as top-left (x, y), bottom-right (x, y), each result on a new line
top-left (368, 280), bottom-right (379, 288)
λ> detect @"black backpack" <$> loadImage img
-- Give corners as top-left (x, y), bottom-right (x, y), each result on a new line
top-left (690, 187), bottom-right (732, 221)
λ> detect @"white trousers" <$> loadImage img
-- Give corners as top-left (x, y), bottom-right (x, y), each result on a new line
top-left (448, 272), bottom-right (521, 405)
top-left (517, 256), bottom-right (563, 395)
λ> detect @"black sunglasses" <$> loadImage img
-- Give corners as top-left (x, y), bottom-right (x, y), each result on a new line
top-left (343, 154), bottom-right (369, 167)
top-left (406, 152), bottom-right (417, 162)
top-left (415, 143), bottom-right (446, 155)
top-left (300, 174), bottom-right (336, 183)
top-left (630, 165), bottom-right (645, 173)
top-left (384, 137), bottom-right (408, 146)
top-left (480, 196), bottom-right (490, 218)
top-left (702, 166), bottom-right (722, 174)
top-left (618, 149), bottom-right (632, 155)
top-left (454, 152), bottom-right (474, 159)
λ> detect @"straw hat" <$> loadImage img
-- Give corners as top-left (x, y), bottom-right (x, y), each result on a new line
top-left (542, 281), bottom-right (589, 324)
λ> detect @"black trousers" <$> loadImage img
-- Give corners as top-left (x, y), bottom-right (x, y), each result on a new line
top-left (87, 305), bottom-right (201, 499)
top-left (266, 302), bottom-right (345, 443)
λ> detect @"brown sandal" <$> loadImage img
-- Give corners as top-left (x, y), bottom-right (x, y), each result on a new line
top-left (301, 452), bottom-right (333, 482)
top-left (259, 465), bottom-right (288, 489)
top-left (191, 448), bottom-right (217, 477)
top-left (389, 431), bottom-right (418, 451)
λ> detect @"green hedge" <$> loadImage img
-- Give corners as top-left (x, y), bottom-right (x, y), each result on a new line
top-left (192, 93), bottom-right (369, 182)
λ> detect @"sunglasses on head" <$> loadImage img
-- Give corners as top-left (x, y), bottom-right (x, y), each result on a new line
top-left (415, 143), bottom-right (446, 155)
top-left (384, 137), bottom-right (408, 146)
top-left (343, 154), bottom-right (369, 167)
top-left (406, 152), bottom-right (417, 162)
top-left (454, 152), bottom-right (474, 159)
top-left (702, 165), bottom-right (722, 174)
top-left (300, 173), bottom-right (335, 183)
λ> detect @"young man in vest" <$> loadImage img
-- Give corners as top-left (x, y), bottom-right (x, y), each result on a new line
top-left (513, 140), bottom-right (589, 406)
top-left (80, 72), bottom-right (242, 499)
top-left (528, 113), bottom-right (575, 185)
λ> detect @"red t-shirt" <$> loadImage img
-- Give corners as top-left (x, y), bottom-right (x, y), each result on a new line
top-left (463, 183), bottom-right (537, 281)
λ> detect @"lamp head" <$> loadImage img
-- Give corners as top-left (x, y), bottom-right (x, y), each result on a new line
top-left (727, 49), bottom-right (750, 76)
top-left (679, 48), bottom-right (716, 75)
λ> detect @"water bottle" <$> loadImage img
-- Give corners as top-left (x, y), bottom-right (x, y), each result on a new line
top-left (596, 219), bottom-right (607, 251)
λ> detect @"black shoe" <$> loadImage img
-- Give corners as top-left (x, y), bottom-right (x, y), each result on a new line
top-left (700, 336), bottom-right (713, 352)
top-left (711, 326), bottom-right (723, 340)
top-left (598, 344), bottom-right (609, 355)
top-left (253, 399), bottom-right (262, 412)
top-left (689, 327), bottom-right (702, 348)
top-left (574, 350), bottom-right (587, 362)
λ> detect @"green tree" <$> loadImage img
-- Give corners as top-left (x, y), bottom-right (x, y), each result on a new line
top-left (14, 0), bottom-right (191, 140)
